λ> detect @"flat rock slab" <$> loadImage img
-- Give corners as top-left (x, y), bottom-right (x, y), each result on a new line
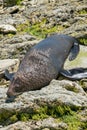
top-left (0, 59), bottom-right (19, 74)
top-left (0, 80), bottom-right (87, 112)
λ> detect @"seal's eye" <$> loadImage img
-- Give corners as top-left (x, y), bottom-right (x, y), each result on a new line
top-left (15, 84), bottom-right (20, 92)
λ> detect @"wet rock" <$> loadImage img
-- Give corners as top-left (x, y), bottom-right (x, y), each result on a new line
top-left (0, 24), bottom-right (17, 34)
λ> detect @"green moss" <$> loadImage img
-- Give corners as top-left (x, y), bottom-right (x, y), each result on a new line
top-left (64, 85), bottom-right (79, 93)
top-left (47, 105), bottom-right (73, 118)
top-left (16, 19), bottom-right (65, 39)
top-left (7, 34), bottom-right (15, 38)
top-left (61, 113), bottom-right (81, 130)
top-left (5, 0), bottom-right (23, 6)
top-left (32, 113), bottom-right (48, 120)
top-left (0, 110), bottom-right (16, 125)
top-left (0, 104), bottom-right (83, 127)
top-left (79, 38), bottom-right (87, 45)
top-left (79, 80), bottom-right (87, 92)
top-left (16, 21), bottom-right (29, 34)
top-left (78, 9), bottom-right (87, 14)
top-left (16, 0), bottom-right (23, 5)
top-left (60, 111), bottom-right (87, 130)
top-left (18, 104), bottom-right (79, 121)
top-left (81, 121), bottom-right (87, 130)
top-left (10, 115), bottom-right (18, 122)
top-left (18, 113), bottom-right (30, 121)
top-left (27, 21), bottom-right (64, 39)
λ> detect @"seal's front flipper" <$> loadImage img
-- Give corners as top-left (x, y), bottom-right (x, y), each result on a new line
top-left (5, 69), bottom-right (15, 81)
top-left (69, 42), bottom-right (79, 61)
top-left (5, 96), bottom-right (16, 103)
top-left (60, 68), bottom-right (87, 80)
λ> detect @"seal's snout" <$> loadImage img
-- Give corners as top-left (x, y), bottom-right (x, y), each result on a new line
top-left (5, 86), bottom-right (16, 103)
top-left (6, 88), bottom-right (14, 98)
top-left (6, 91), bottom-right (16, 103)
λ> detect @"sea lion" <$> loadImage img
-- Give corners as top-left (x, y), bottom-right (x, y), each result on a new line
top-left (6, 34), bottom-right (81, 102)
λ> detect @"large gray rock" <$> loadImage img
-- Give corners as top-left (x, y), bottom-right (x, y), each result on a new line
top-left (0, 79), bottom-right (87, 111)
top-left (0, 79), bottom-right (87, 128)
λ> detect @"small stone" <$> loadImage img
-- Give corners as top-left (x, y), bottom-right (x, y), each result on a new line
top-left (0, 24), bottom-right (17, 34)
top-left (4, 6), bottom-right (19, 14)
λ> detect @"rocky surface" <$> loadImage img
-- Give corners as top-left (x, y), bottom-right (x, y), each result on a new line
top-left (0, 117), bottom-right (68, 130)
top-left (0, 59), bottom-right (19, 72)
top-left (0, 79), bottom-right (87, 129)
top-left (65, 45), bottom-right (87, 69)
top-left (0, 0), bottom-right (87, 129)
top-left (0, 79), bottom-right (87, 108)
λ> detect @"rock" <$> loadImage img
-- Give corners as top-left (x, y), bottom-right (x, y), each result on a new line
top-left (0, 117), bottom-right (67, 130)
top-left (1, 79), bottom-right (87, 108)
top-left (30, 0), bottom-right (49, 6)
top-left (0, 59), bottom-right (19, 72)
top-left (0, 13), bottom-right (27, 27)
top-left (79, 109), bottom-right (87, 123)
top-left (0, 79), bottom-right (87, 127)
top-left (80, 79), bottom-right (87, 92)
top-left (0, 24), bottom-right (17, 34)
top-left (61, 23), bottom-right (87, 38)
top-left (64, 45), bottom-right (87, 69)
top-left (0, 33), bottom-right (39, 59)
top-left (0, 59), bottom-right (19, 78)
top-left (0, 0), bottom-right (3, 9)
top-left (0, 80), bottom-right (87, 118)
top-left (4, 6), bottom-right (19, 14)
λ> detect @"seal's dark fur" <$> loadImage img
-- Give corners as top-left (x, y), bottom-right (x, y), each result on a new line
top-left (6, 34), bottom-right (79, 98)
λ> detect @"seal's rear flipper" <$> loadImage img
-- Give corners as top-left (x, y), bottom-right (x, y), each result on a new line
top-left (69, 42), bottom-right (80, 61)
top-left (5, 69), bottom-right (15, 81)
top-left (60, 68), bottom-right (87, 80)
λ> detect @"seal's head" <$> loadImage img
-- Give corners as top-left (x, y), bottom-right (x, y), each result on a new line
top-left (6, 72), bottom-right (27, 102)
